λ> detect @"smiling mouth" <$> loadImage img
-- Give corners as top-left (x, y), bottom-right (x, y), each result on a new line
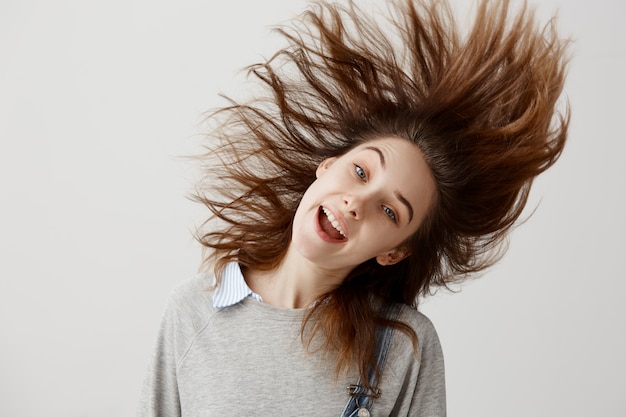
top-left (319, 206), bottom-right (347, 240)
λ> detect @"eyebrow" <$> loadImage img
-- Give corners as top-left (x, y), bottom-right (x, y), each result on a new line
top-left (364, 146), bottom-right (385, 168)
top-left (363, 146), bottom-right (414, 223)
top-left (395, 192), bottom-right (414, 223)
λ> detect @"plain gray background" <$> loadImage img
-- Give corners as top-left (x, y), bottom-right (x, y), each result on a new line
top-left (1, 0), bottom-right (624, 416)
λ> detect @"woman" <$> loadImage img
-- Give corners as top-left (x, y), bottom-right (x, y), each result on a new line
top-left (138, 0), bottom-right (569, 415)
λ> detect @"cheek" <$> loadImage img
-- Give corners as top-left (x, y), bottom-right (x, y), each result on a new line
top-left (374, 225), bottom-right (414, 251)
top-left (292, 199), bottom-right (311, 232)
top-left (295, 181), bottom-right (319, 212)
top-left (358, 224), bottom-right (398, 252)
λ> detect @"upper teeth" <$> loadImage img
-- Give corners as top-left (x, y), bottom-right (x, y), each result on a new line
top-left (322, 207), bottom-right (346, 238)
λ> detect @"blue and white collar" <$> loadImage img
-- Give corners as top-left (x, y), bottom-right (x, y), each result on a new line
top-left (212, 262), bottom-right (263, 308)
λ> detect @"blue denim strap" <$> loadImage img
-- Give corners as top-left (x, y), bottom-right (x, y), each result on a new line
top-left (341, 303), bottom-right (403, 417)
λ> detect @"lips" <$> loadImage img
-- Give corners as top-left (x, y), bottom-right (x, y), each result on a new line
top-left (317, 206), bottom-right (348, 242)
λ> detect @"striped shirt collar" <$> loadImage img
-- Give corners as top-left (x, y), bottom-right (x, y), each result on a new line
top-left (213, 262), bottom-right (263, 308)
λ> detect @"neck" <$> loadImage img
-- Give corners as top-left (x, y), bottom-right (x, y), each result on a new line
top-left (244, 246), bottom-right (350, 309)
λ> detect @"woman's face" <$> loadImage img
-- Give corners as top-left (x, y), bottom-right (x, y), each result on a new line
top-left (291, 136), bottom-right (436, 274)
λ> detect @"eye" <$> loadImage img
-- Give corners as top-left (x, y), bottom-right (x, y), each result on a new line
top-left (354, 164), bottom-right (367, 181)
top-left (382, 205), bottom-right (397, 223)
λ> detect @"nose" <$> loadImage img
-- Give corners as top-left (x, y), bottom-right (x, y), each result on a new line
top-left (343, 193), bottom-right (367, 219)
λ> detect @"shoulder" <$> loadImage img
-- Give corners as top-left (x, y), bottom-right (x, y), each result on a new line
top-left (160, 272), bottom-right (218, 340)
top-left (392, 305), bottom-right (444, 367)
top-left (168, 272), bottom-right (215, 306)
top-left (399, 306), bottom-right (441, 347)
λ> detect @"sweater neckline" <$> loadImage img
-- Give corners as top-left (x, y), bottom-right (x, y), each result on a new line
top-left (237, 296), bottom-right (308, 321)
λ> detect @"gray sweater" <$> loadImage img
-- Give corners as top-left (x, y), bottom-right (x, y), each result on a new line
top-left (138, 273), bottom-right (446, 416)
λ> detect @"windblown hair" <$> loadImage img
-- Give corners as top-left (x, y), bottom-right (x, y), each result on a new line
top-left (194, 0), bottom-right (569, 389)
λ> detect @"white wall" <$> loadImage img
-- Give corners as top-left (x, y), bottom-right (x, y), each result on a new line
top-left (1, 0), bottom-right (624, 416)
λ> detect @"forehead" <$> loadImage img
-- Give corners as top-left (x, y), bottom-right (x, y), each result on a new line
top-left (349, 137), bottom-right (420, 161)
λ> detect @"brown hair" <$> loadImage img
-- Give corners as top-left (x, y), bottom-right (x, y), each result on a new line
top-left (193, 0), bottom-right (570, 389)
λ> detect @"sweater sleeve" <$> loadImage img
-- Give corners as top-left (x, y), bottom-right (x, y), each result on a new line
top-left (409, 315), bottom-right (446, 416)
top-left (386, 310), bottom-right (446, 417)
top-left (136, 274), bottom-right (214, 417)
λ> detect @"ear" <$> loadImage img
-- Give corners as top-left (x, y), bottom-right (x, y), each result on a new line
top-left (315, 157), bottom-right (337, 179)
top-left (376, 247), bottom-right (410, 266)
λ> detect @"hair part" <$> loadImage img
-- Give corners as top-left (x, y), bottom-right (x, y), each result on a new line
top-left (193, 0), bottom-right (570, 391)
